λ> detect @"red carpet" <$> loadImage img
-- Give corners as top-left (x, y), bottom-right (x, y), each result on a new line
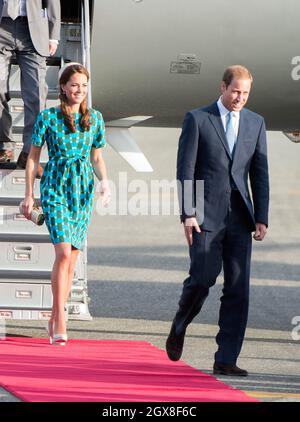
top-left (0, 337), bottom-right (257, 402)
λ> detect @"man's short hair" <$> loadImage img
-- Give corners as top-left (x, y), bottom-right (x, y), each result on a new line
top-left (222, 65), bottom-right (253, 87)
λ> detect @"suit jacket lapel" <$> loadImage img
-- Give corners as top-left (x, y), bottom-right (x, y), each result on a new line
top-left (207, 102), bottom-right (232, 159)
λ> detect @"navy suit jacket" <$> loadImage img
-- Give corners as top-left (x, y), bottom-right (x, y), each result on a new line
top-left (177, 101), bottom-right (269, 231)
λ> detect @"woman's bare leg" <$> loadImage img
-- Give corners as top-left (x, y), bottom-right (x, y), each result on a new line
top-left (51, 243), bottom-right (72, 335)
top-left (65, 248), bottom-right (80, 304)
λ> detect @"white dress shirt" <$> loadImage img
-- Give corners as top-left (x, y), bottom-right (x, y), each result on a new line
top-left (217, 97), bottom-right (240, 137)
top-left (3, 0), bottom-right (27, 17)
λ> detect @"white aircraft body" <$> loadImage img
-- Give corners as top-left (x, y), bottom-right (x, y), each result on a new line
top-left (85, 0), bottom-right (300, 143)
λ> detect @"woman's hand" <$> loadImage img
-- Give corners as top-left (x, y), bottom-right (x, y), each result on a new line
top-left (100, 180), bottom-right (111, 207)
top-left (22, 196), bottom-right (35, 220)
top-left (90, 148), bottom-right (110, 207)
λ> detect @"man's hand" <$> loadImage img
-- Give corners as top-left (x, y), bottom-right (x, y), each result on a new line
top-left (49, 41), bottom-right (58, 56)
top-left (253, 223), bottom-right (267, 241)
top-left (184, 217), bottom-right (201, 246)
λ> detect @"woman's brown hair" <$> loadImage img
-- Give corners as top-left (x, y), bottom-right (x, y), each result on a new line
top-left (59, 64), bottom-right (91, 133)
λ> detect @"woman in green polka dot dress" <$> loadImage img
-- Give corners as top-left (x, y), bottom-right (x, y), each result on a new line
top-left (23, 64), bottom-right (110, 345)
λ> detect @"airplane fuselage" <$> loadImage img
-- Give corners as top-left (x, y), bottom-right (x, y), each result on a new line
top-left (90, 0), bottom-right (300, 130)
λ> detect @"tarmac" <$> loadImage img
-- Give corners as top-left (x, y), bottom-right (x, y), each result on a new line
top-left (1, 128), bottom-right (300, 402)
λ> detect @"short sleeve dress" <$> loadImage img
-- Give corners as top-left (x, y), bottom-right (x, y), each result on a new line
top-left (31, 107), bottom-right (106, 250)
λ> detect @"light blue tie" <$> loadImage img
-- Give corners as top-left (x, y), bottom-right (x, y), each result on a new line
top-left (226, 112), bottom-right (237, 155)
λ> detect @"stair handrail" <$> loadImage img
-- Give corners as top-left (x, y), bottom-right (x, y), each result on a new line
top-left (81, 0), bottom-right (92, 108)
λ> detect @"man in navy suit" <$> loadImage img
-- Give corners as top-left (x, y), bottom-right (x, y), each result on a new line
top-left (166, 65), bottom-right (269, 376)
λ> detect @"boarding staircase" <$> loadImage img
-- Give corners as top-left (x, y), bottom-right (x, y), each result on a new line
top-left (0, 1), bottom-right (92, 321)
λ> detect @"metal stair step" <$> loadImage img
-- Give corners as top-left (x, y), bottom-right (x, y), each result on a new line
top-left (9, 89), bottom-right (59, 100)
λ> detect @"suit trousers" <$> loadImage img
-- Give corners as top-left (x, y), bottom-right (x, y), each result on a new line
top-left (174, 190), bottom-right (253, 364)
top-left (0, 17), bottom-right (47, 152)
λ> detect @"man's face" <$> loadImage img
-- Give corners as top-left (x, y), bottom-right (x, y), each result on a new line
top-left (221, 78), bottom-right (252, 112)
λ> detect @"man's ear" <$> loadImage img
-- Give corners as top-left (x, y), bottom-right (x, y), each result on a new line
top-left (220, 81), bottom-right (226, 94)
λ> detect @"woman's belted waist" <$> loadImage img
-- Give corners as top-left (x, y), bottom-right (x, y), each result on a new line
top-left (53, 155), bottom-right (89, 165)
top-left (47, 155), bottom-right (91, 181)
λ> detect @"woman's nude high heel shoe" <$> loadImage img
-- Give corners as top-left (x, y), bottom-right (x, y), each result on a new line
top-left (53, 334), bottom-right (68, 346)
top-left (45, 320), bottom-right (54, 345)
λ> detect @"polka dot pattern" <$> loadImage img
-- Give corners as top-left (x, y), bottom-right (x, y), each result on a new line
top-left (31, 107), bottom-right (106, 250)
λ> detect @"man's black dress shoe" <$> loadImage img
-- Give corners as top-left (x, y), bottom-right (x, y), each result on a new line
top-left (166, 322), bottom-right (185, 361)
top-left (213, 362), bottom-right (248, 377)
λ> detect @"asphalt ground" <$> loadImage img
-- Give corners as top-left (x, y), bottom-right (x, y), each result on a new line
top-left (1, 128), bottom-right (300, 403)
